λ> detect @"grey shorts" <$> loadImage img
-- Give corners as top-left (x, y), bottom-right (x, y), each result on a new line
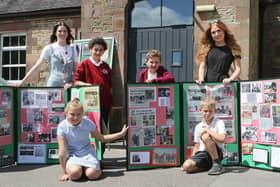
top-left (190, 146), bottom-right (223, 170)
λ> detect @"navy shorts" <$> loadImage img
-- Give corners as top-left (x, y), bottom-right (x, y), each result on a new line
top-left (190, 145), bottom-right (223, 170)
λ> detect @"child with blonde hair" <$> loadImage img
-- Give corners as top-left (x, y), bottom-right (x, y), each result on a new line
top-left (57, 99), bottom-right (128, 181)
top-left (182, 97), bottom-right (226, 175)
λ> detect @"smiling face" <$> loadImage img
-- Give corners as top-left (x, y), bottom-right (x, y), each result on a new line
top-left (66, 106), bottom-right (83, 126)
top-left (210, 23), bottom-right (225, 46)
top-left (56, 25), bottom-right (68, 42)
top-left (90, 44), bottom-right (105, 61)
top-left (146, 56), bottom-right (161, 73)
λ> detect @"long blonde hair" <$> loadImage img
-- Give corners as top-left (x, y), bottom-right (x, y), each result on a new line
top-left (196, 20), bottom-right (242, 64)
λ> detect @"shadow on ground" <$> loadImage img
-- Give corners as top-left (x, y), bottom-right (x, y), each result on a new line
top-left (0, 164), bottom-right (51, 173)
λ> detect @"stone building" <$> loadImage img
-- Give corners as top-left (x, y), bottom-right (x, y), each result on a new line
top-left (0, 0), bottom-right (280, 132)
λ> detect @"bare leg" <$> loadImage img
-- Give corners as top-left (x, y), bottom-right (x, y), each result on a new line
top-left (67, 164), bottom-right (83, 181)
top-left (84, 167), bottom-right (102, 180)
top-left (181, 159), bottom-right (202, 173)
top-left (201, 133), bottom-right (219, 160)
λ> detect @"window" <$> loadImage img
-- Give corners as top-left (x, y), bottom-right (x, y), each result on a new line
top-left (1, 33), bottom-right (26, 81)
top-left (172, 50), bottom-right (182, 66)
top-left (131, 0), bottom-right (193, 28)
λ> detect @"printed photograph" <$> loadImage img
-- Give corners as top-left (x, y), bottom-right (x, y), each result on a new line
top-left (0, 107), bottom-right (8, 123)
top-left (22, 91), bottom-right (35, 107)
top-left (242, 143), bottom-right (254, 154)
top-left (83, 88), bottom-right (100, 110)
top-left (48, 90), bottom-right (61, 101)
top-left (152, 147), bottom-right (177, 165)
top-left (241, 83), bottom-right (251, 93)
top-left (48, 148), bottom-right (59, 159)
top-left (262, 131), bottom-right (277, 143)
top-left (224, 120), bottom-right (234, 138)
top-left (158, 87), bottom-right (170, 97)
top-left (130, 128), bottom-right (144, 147)
top-left (215, 103), bottom-right (232, 117)
top-left (260, 104), bottom-right (270, 118)
top-left (210, 85), bottom-right (233, 103)
top-left (129, 87), bottom-right (148, 107)
top-left (264, 81), bottom-right (277, 92)
top-left (129, 151), bottom-right (150, 165)
top-left (264, 93), bottom-right (276, 103)
top-left (143, 127), bottom-right (156, 146)
top-left (145, 88), bottom-right (155, 101)
top-left (38, 133), bottom-right (51, 143)
top-left (27, 109), bottom-right (43, 123)
top-left (22, 124), bottom-right (40, 132)
top-left (241, 126), bottom-right (258, 141)
top-left (1, 90), bottom-right (11, 105)
top-left (51, 127), bottom-right (57, 142)
top-left (0, 123), bottom-right (10, 136)
top-left (251, 82), bottom-right (262, 92)
top-left (166, 106), bottom-right (174, 125)
top-left (49, 103), bottom-right (64, 113)
top-left (48, 114), bottom-right (64, 125)
top-left (226, 152), bottom-right (239, 162)
top-left (26, 133), bottom-right (35, 142)
top-left (187, 85), bottom-right (207, 101)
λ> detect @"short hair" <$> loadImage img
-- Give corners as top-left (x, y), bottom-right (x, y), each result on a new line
top-left (64, 99), bottom-right (84, 113)
top-left (146, 49), bottom-right (161, 61)
top-left (88, 37), bottom-right (107, 50)
top-left (200, 97), bottom-right (216, 109)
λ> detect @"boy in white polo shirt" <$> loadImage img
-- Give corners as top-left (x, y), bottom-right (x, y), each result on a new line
top-left (181, 97), bottom-right (226, 175)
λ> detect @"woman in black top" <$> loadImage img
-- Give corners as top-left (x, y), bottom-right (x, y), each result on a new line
top-left (195, 20), bottom-right (242, 84)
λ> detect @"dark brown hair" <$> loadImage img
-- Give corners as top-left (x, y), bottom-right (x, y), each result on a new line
top-left (50, 21), bottom-right (74, 45)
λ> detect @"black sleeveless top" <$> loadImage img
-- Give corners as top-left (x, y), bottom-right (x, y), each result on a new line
top-left (205, 45), bottom-right (234, 82)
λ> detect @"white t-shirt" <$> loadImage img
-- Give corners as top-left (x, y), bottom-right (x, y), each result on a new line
top-left (193, 117), bottom-right (226, 155)
top-left (147, 71), bottom-right (157, 81)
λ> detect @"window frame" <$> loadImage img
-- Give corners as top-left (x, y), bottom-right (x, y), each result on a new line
top-left (1, 32), bottom-right (27, 82)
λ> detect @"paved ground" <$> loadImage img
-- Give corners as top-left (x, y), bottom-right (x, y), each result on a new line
top-left (0, 142), bottom-right (279, 187)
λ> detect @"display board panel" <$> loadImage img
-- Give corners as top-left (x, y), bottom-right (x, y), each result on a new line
top-left (240, 80), bottom-right (280, 171)
top-left (0, 87), bottom-right (15, 167)
top-left (183, 82), bottom-right (240, 165)
top-left (17, 88), bottom-right (66, 164)
top-left (126, 84), bottom-right (181, 170)
top-left (70, 86), bottom-right (102, 160)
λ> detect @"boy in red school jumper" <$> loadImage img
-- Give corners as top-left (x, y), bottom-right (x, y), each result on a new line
top-left (137, 49), bottom-right (175, 83)
top-left (74, 37), bottom-right (112, 140)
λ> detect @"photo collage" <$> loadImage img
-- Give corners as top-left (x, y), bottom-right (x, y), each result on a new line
top-left (0, 89), bottom-right (13, 167)
top-left (127, 85), bottom-right (179, 168)
top-left (184, 83), bottom-right (239, 164)
top-left (20, 89), bottom-right (65, 144)
top-left (240, 80), bottom-right (280, 169)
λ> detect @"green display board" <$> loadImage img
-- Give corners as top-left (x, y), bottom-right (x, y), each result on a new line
top-left (126, 83), bottom-right (181, 170)
top-left (240, 79), bottom-right (280, 171)
top-left (0, 87), bottom-right (15, 167)
top-left (183, 82), bottom-right (240, 166)
top-left (17, 87), bottom-right (67, 164)
top-left (73, 37), bottom-right (114, 68)
top-left (70, 86), bottom-right (103, 160)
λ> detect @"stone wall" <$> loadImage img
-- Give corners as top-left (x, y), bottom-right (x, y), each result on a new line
top-left (81, 0), bottom-right (128, 132)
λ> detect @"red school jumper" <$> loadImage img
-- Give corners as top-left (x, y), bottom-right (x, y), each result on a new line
top-left (74, 58), bottom-right (113, 108)
top-left (137, 66), bottom-right (175, 83)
